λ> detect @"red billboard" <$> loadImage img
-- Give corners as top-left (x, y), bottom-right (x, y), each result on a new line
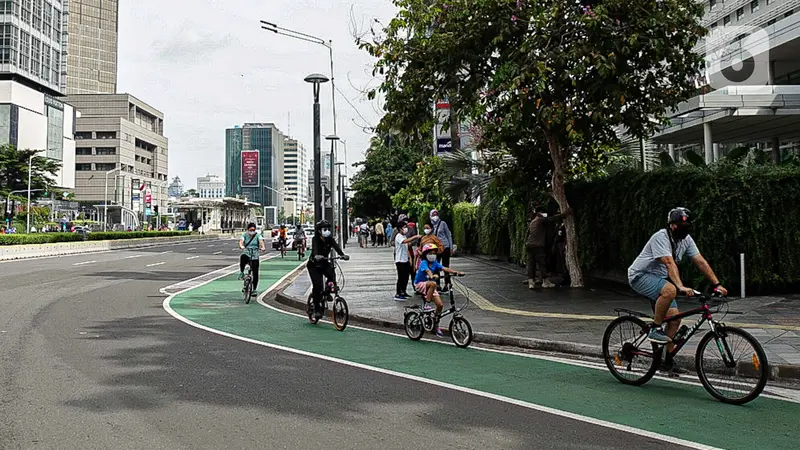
top-left (241, 150), bottom-right (260, 187)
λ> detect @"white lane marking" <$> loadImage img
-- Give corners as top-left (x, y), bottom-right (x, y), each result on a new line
top-left (160, 251), bottom-right (173, 254)
top-left (161, 266), bottom-right (719, 450)
top-left (72, 260), bottom-right (97, 266)
top-left (124, 255), bottom-right (143, 259)
top-left (146, 262), bottom-right (166, 267)
top-left (187, 247), bottom-right (197, 251)
top-left (0, 239), bottom-right (222, 264)
top-left (186, 256), bottom-right (200, 260)
top-left (208, 244), bottom-right (215, 247)
top-left (213, 251), bottom-right (222, 255)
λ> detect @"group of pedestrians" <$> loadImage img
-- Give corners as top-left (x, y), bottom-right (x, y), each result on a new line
top-left (390, 209), bottom-right (454, 301)
top-left (353, 218), bottom-right (394, 247)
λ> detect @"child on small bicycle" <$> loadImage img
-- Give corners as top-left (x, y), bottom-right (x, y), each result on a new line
top-left (413, 243), bottom-right (464, 336)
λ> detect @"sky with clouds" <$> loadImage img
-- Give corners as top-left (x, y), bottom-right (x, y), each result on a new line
top-left (117, 0), bottom-right (396, 189)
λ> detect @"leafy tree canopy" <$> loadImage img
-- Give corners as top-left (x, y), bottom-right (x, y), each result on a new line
top-left (0, 144), bottom-right (61, 199)
top-left (392, 155), bottom-right (453, 221)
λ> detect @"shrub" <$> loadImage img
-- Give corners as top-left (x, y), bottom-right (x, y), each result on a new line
top-left (87, 231), bottom-right (192, 241)
top-left (0, 233), bottom-right (83, 245)
top-left (452, 202), bottom-right (478, 254)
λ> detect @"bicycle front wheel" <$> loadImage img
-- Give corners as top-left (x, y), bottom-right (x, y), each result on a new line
top-left (332, 297), bottom-right (349, 331)
top-left (243, 279), bottom-right (252, 304)
top-left (449, 316), bottom-right (473, 348)
top-left (404, 311), bottom-right (424, 341)
top-left (602, 316), bottom-right (661, 386)
top-left (695, 327), bottom-right (769, 405)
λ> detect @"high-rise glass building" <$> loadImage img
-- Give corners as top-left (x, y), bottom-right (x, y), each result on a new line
top-left (225, 123), bottom-right (285, 207)
top-left (62, 0), bottom-right (119, 94)
top-left (282, 137), bottom-right (309, 217)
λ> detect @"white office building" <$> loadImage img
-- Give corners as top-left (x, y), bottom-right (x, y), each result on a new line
top-left (282, 137), bottom-right (309, 217)
top-left (197, 174), bottom-right (224, 198)
top-left (0, 0), bottom-right (75, 189)
top-left (654, 0), bottom-right (800, 162)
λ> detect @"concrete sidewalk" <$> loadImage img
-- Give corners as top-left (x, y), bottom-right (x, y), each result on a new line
top-left (276, 246), bottom-right (800, 380)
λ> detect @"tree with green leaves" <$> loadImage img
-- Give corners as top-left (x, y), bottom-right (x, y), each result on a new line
top-left (360, 0), bottom-right (706, 286)
top-left (392, 155), bottom-right (453, 220)
top-left (0, 144), bottom-right (61, 198)
top-left (349, 135), bottom-right (427, 218)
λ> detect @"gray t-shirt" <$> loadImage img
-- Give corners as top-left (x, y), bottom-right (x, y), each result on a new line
top-left (628, 229), bottom-right (699, 282)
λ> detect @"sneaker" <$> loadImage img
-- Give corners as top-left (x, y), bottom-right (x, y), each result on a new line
top-left (400, 293), bottom-right (411, 299)
top-left (435, 327), bottom-right (444, 337)
top-left (314, 310), bottom-right (323, 320)
top-left (393, 294), bottom-right (406, 301)
top-left (647, 327), bottom-right (671, 344)
top-left (250, 291), bottom-right (257, 297)
top-left (238, 272), bottom-right (244, 280)
top-left (542, 280), bottom-right (556, 288)
top-left (422, 303), bottom-right (435, 312)
top-left (528, 279), bottom-right (536, 290)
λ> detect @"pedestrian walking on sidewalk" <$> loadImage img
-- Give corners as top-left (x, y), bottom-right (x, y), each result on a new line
top-left (376, 221), bottom-right (385, 246)
top-left (393, 221), bottom-right (418, 300)
top-left (430, 209), bottom-right (454, 285)
top-left (526, 206), bottom-right (571, 290)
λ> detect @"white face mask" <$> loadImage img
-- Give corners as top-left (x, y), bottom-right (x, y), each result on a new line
top-left (248, 230), bottom-right (256, 236)
top-left (431, 216), bottom-right (440, 223)
top-left (539, 213), bottom-right (548, 218)
top-left (321, 230), bottom-right (331, 238)
top-left (426, 254), bottom-right (437, 262)
top-left (424, 228), bottom-right (432, 235)
top-left (401, 228), bottom-right (408, 234)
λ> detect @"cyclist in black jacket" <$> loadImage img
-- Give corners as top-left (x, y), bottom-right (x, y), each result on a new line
top-left (307, 220), bottom-right (349, 319)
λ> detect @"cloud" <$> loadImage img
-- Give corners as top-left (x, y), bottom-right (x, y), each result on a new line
top-left (152, 23), bottom-right (235, 65)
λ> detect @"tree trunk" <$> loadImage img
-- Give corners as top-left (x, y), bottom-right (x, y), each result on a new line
top-left (546, 132), bottom-right (584, 287)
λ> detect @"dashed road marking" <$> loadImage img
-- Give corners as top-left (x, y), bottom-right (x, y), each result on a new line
top-left (72, 260), bottom-right (97, 266)
top-left (146, 262), bottom-right (166, 267)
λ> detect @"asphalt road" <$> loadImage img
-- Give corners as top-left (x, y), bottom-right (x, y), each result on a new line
top-left (0, 240), bottom-right (691, 450)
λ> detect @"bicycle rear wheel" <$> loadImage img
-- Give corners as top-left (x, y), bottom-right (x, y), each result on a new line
top-left (695, 327), bottom-right (769, 405)
top-left (602, 316), bottom-right (660, 386)
top-left (449, 316), bottom-right (473, 348)
top-left (332, 297), bottom-right (349, 331)
top-left (404, 311), bottom-right (424, 340)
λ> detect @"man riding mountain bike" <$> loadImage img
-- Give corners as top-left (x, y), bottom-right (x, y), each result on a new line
top-left (628, 207), bottom-right (728, 373)
top-left (307, 220), bottom-right (349, 320)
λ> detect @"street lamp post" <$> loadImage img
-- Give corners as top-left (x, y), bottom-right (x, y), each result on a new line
top-left (304, 73), bottom-right (329, 225)
top-left (260, 21), bottom-right (338, 138)
top-left (155, 180), bottom-right (168, 230)
top-left (325, 134), bottom-right (339, 229)
top-left (334, 161), bottom-right (344, 244)
top-left (26, 154), bottom-right (33, 233)
top-left (104, 167), bottom-right (121, 232)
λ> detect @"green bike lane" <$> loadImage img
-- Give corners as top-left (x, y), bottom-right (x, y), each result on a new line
top-left (166, 258), bottom-right (800, 450)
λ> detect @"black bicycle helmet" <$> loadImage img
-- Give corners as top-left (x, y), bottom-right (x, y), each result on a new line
top-left (667, 207), bottom-right (691, 225)
top-left (315, 219), bottom-right (331, 230)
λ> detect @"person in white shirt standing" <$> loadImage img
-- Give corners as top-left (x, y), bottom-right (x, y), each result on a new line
top-left (393, 221), bottom-right (420, 301)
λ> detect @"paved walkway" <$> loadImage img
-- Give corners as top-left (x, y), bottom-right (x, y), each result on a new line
top-left (283, 246), bottom-right (800, 371)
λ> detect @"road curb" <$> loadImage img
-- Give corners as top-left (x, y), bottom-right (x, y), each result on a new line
top-left (274, 288), bottom-right (800, 381)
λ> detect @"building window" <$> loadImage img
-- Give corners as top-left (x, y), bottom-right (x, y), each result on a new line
top-left (736, 7), bottom-right (744, 20)
top-left (31, 0), bottom-right (40, 31)
top-left (786, 10), bottom-right (794, 18)
top-left (0, 104), bottom-right (10, 146)
top-left (96, 131), bottom-right (116, 139)
top-left (41, 43), bottom-right (50, 81)
top-left (768, 18), bottom-right (776, 25)
top-left (42, 0), bottom-right (51, 39)
top-left (0, 24), bottom-right (17, 65)
top-left (96, 147), bottom-right (116, 155)
top-left (45, 105), bottom-right (63, 161)
top-left (21, 0), bottom-right (30, 24)
top-left (95, 163), bottom-right (116, 171)
top-left (723, 15), bottom-right (730, 25)
top-left (76, 147), bottom-right (92, 155)
top-left (30, 36), bottom-right (40, 77)
top-left (74, 131), bottom-right (92, 139)
top-left (750, 0), bottom-right (759, 13)
top-left (76, 163), bottom-right (92, 171)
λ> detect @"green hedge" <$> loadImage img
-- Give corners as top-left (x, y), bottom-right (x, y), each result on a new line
top-left (568, 165), bottom-right (800, 294)
top-left (452, 202), bottom-right (479, 253)
top-left (87, 231), bottom-right (192, 241)
top-left (0, 231), bottom-right (193, 246)
top-left (0, 233), bottom-right (83, 245)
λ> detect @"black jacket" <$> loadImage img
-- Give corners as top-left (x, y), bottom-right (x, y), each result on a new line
top-left (308, 234), bottom-right (344, 266)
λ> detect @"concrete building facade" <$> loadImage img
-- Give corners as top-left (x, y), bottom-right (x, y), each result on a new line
top-left (197, 173), bottom-right (224, 199)
top-left (224, 123), bottom-right (284, 208)
top-left (62, 0), bottom-right (119, 94)
top-left (654, 0), bottom-right (800, 162)
top-left (282, 137), bottom-right (309, 217)
top-left (65, 93), bottom-right (168, 220)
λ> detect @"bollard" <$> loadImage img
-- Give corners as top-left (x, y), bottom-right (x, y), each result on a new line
top-left (740, 253), bottom-right (745, 299)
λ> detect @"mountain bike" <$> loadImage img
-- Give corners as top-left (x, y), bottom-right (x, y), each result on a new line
top-left (241, 248), bottom-right (260, 304)
top-left (306, 255), bottom-right (350, 331)
top-left (602, 289), bottom-right (769, 405)
top-left (403, 274), bottom-right (474, 348)
top-left (279, 237), bottom-right (287, 258)
top-left (296, 237), bottom-right (306, 260)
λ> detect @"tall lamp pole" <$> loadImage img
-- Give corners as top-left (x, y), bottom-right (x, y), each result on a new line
top-left (325, 134), bottom-right (339, 227)
top-left (103, 167), bottom-right (121, 232)
top-left (304, 73), bottom-right (329, 224)
top-left (334, 161), bottom-right (345, 244)
top-left (25, 154), bottom-right (33, 233)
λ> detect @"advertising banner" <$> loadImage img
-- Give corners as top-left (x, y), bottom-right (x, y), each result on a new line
top-left (241, 150), bottom-right (260, 187)
top-left (144, 189), bottom-right (152, 216)
top-left (434, 99), bottom-right (452, 155)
